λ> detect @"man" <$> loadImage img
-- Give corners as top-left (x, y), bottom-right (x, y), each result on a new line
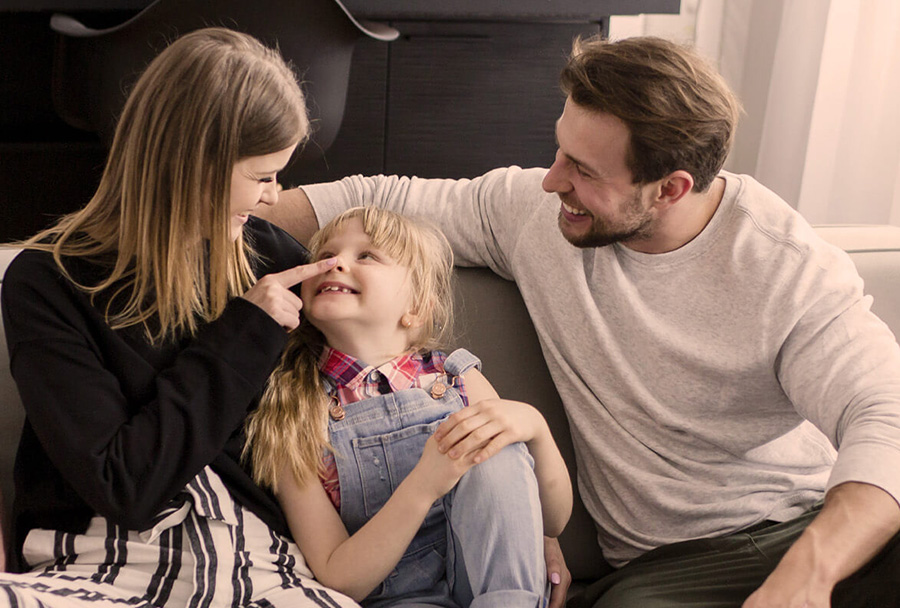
top-left (262, 36), bottom-right (900, 607)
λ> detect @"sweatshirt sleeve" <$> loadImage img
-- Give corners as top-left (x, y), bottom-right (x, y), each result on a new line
top-left (302, 167), bottom-right (551, 280)
top-left (2, 250), bottom-right (291, 529)
top-left (776, 242), bottom-right (900, 504)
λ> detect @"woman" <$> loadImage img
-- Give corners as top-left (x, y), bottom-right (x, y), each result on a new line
top-left (0, 27), bottom-right (358, 607)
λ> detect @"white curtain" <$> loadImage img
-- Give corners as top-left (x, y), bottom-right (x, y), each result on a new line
top-left (706, 0), bottom-right (900, 226)
top-left (613, 0), bottom-right (900, 226)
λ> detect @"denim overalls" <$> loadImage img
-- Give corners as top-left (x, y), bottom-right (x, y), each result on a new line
top-left (326, 349), bottom-right (548, 608)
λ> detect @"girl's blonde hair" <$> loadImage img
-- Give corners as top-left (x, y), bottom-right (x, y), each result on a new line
top-left (244, 207), bottom-right (455, 490)
top-left (23, 27), bottom-right (309, 343)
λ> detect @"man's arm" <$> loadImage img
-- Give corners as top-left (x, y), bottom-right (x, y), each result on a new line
top-left (744, 481), bottom-right (900, 608)
top-left (258, 187), bottom-right (320, 246)
top-left (265, 169), bottom-right (550, 276)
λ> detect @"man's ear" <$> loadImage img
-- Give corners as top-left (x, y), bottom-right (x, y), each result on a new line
top-left (655, 170), bottom-right (694, 207)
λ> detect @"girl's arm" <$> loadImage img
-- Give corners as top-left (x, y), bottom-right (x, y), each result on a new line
top-left (277, 440), bottom-right (478, 601)
top-left (434, 368), bottom-right (573, 537)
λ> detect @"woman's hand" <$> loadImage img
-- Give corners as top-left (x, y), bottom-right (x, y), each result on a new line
top-left (241, 258), bottom-right (336, 330)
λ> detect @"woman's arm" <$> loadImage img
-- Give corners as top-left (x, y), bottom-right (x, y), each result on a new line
top-left (6, 290), bottom-right (286, 527)
top-left (278, 442), bottom-right (478, 601)
top-left (2, 250), bottom-right (332, 529)
top-left (435, 368), bottom-right (573, 537)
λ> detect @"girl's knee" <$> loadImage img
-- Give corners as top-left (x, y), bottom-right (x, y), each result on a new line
top-left (452, 442), bottom-right (539, 511)
top-left (469, 442), bottom-right (534, 481)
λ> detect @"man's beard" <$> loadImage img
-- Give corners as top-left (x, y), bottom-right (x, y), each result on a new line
top-left (558, 188), bottom-right (654, 248)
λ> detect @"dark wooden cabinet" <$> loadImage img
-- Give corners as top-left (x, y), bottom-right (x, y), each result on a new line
top-left (285, 20), bottom-right (602, 188)
top-left (0, 2), bottom-right (679, 241)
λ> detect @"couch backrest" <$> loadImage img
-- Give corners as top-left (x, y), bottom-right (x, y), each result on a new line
top-left (813, 225), bottom-right (900, 335)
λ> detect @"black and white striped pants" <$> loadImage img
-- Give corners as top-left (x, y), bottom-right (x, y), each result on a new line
top-left (0, 468), bottom-right (359, 608)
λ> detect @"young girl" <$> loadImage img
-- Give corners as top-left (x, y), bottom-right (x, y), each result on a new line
top-left (245, 206), bottom-right (572, 607)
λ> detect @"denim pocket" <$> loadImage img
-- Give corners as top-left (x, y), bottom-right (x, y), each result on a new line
top-left (352, 419), bottom-right (444, 518)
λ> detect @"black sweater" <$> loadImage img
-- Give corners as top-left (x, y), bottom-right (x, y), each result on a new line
top-left (2, 217), bottom-right (305, 569)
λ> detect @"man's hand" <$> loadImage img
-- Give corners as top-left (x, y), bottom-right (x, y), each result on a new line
top-left (241, 258), bottom-right (336, 330)
top-left (545, 536), bottom-right (571, 608)
top-left (743, 482), bottom-right (900, 608)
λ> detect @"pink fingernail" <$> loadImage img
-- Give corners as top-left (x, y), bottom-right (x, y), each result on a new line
top-left (551, 573), bottom-right (561, 585)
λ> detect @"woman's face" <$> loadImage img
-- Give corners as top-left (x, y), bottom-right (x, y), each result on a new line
top-left (228, 144), bottom-right (297, 240)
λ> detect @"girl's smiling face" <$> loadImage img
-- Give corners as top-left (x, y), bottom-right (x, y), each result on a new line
top-left (301, 217), bottom-right (418, 362)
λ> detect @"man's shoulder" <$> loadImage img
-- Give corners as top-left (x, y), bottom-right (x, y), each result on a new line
top-left (724, 173), bottom-right (858, 286)
top-left (726, 173), bottom-right (824, 257)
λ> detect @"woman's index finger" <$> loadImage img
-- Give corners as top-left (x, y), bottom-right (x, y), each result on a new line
top-left (271, 258), bottom-right (337, 288)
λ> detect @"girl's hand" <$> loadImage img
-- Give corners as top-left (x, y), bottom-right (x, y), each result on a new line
top-left (433, 398), bottom-right (547, 463)
top-left (241, 258), bottom-right (336, 330)
top-left (408, 435), bottom-right (480, 502)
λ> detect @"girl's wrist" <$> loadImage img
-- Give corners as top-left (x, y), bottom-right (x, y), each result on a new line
top-left (402, 466), bottom-right (444, 507)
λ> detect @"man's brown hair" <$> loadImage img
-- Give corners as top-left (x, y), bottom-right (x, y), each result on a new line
top-left (560, 35), bottom-right (741, 192)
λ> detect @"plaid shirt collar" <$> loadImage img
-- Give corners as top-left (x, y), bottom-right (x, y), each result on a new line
top-left (318, 346), bottom-right (426, 394)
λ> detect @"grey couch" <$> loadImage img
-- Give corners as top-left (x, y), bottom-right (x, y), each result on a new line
top-left (3, 224), bottom-right (900, 581)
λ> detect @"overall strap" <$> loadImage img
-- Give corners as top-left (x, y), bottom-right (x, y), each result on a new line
top-left (442, 348), bottom-right (482, 377)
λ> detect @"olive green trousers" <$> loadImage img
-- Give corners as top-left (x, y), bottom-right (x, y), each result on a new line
top-left (571, 504), bottom-right (900, 608)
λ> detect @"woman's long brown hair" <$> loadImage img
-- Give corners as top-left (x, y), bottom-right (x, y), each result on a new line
top-left (23, 28), bottom-right (309, 343)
